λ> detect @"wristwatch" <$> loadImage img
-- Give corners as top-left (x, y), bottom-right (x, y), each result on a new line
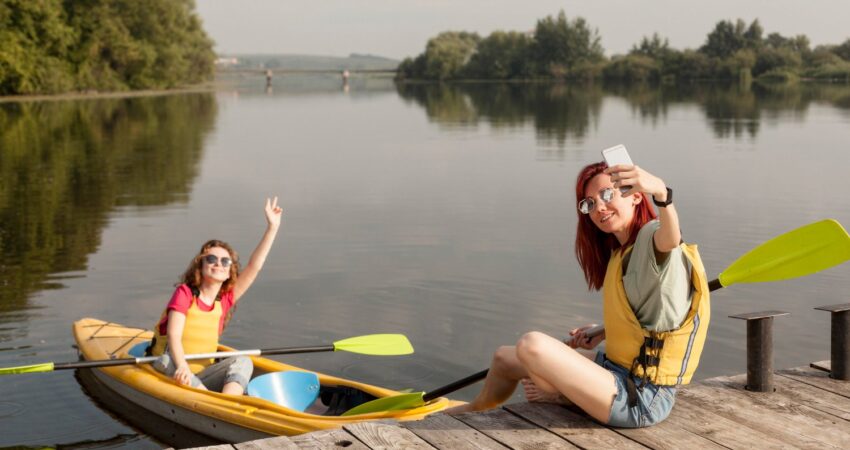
top-left (653, 187), bottom-right (673, 208)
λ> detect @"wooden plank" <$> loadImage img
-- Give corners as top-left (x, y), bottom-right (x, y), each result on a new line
top-left (453, 408), bottom-right (580, 449)
top-left (668, 397), bottom-right (794, 449)
top-left (679, 381), bottom-right (846, 449)
top-left (235, 436), bottom-right (298, 450)
top-left (288, 429), bottom-right (370, 450)
top-left (612, 414), bottom-right (726, 450)
top-left (404, 413), bottom-right (509, 450)
top-left (344, 420), bottom-right (436, 449)
top-left (734, 372), bottom-right (850, 421)
top-left (503, 402), bottom-right (647, 449)
top-left (780, 365), bottom-right (850, 399)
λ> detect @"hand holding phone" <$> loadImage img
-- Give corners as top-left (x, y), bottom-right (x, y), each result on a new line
top-left (601, 145), bottom-right (633, 194)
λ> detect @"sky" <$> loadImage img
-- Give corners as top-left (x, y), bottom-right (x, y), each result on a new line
top-left (195, 0), bottom-right (850, 60)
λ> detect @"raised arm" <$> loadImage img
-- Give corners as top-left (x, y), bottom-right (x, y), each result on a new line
top-left (607, 165), bottom-right (681, 257)
top-left (232, 197), bottom-right (282, 302)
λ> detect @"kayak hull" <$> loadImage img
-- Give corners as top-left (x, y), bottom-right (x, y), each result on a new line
top-left (89, 364), bottom-right (271, 441)
top-left (73, 318), bottom-right (459, 442)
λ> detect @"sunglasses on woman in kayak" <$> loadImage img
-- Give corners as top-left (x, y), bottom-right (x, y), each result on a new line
top-left (202, 254), bottom-right (233, 267)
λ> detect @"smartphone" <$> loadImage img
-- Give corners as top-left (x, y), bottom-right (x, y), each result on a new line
top-left (601, 144), bottom-right (633, 168)
top-left (601, 145), bottom-right (633, 194)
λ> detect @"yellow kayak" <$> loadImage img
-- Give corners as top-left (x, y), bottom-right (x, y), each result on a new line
top-left (73, 318), bottom-right (457, 442)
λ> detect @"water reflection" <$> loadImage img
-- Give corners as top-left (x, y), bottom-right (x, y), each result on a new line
top-left (0, 94), bottom-right (217, 339)
top-left (396, 83), bottom-right (604, 149)
top-left (75, 369), bottom-right (217, 449)
top-left (398, 81), bottom-right (850, 144)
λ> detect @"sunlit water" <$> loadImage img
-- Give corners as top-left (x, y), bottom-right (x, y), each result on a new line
top-left (1, 77), bottom-right (849, 448)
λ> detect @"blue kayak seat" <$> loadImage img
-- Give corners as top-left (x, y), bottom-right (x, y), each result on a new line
top-left (247, 371), bottom-right (321, 411)
top-left (128, 341), bottom-right (151, 357)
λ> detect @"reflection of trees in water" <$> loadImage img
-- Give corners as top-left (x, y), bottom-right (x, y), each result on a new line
top-left (397, 80), bottom-right (850, 148)
top-left (607, 81), bottom-right (850, 139)
top-left (0, 94), bottom-right (217, 333)
top-left (700, 84), bottom-right (762, 139)
top-left (396, 82), bottom-right (604, 150)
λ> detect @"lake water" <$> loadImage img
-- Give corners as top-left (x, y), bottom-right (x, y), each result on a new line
top-left (1, 77), bottom-right (849, 448)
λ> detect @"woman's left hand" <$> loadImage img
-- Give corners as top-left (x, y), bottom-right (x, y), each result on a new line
top-left (264, 196), bottom-right (283, 229)
top-left (604, 165), bottom-right (667, 202)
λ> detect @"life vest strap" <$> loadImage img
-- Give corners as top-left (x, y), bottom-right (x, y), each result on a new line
top-left (644, 336), bottom-right (665, 350)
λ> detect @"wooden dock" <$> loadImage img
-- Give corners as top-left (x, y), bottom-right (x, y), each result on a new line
top-left (188, 361), bottom-right (850, 449)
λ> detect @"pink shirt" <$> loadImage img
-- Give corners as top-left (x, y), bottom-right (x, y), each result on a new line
top-left (156, 284), bottom-right (235, 336)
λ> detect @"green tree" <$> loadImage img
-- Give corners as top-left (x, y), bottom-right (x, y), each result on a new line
top-left (630, 33), bottom-right (671, 59)
top-left (0, 0), bottom-right (213, 94)
top-left (700, 19), bottom-right (762, 58)
top-left (834, 38), bottom-right (850, 61)
top-left (603, 54), bottom-right (660, 81)
top-left (660, 50), bottom-right (713, 80)
top-left (753, 46), bottom-right (802, 76)
top-left (532, 11), bottom-right (604, 77)
top-left (420, 31), bottom-right (480, 80)
top-left (66, 0), bottom-right (214, 90)
top-left (0, 0), bottom-right (76, 94)
top-left (464, 31), bottom-right (534, 79)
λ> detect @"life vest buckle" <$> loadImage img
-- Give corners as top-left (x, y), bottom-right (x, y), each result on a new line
top-left (644, 336), bottom-right (664, 350)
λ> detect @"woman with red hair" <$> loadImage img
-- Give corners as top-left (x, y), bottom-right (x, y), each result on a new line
top-left (447, 162), bottom-right (710, 428)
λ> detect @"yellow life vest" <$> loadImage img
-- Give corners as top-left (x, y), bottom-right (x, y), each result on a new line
top-left (151, 294), bottom-right (222, 374)
top-left (602, 242), bottom-right (710, 386)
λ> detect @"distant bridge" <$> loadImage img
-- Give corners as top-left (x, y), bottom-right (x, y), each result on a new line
top-left (216, 68), bottom-right (397, 88)
top-left (216, 68), bottom-right (397, 76)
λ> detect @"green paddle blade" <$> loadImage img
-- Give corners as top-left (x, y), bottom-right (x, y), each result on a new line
top-left (718, 219), bottom-right (850, 288)
top-left (341, 392), bottom-right (425, 416)
top-left (332, 334), bottom-right (414, 356)
top-left (0, 362), bottom-right (54, 375)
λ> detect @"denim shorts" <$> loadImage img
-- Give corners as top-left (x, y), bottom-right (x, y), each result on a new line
top-left (594, 352), bottom-right (677, 428)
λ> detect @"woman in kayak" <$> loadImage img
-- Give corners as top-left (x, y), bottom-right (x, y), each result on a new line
top-left (446, 162), bottom-right (709, 428)
top-left (149, 197), bottom-right (283, 395)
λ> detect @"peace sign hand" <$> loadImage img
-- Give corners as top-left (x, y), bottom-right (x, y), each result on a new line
top-left (264, 196), bottom-right (283, 229)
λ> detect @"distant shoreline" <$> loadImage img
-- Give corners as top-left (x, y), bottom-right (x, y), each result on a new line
top-left (0, 83), bottom-right (217, 104)
top-left (4, 77), bottom-right (846, 104)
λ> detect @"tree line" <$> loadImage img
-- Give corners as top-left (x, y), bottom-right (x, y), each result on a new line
top-left (397, 11), bottom-right (850, 83)
top-left (0, 0), bottom-right (214, 95)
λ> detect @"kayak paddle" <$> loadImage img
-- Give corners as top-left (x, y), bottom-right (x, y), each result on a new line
top-left (0, 333), bottom-right (414, 375)
top-left (342, 368), bottom-right (488, 416)
top-left (343, 218), bottom-right (850, 415)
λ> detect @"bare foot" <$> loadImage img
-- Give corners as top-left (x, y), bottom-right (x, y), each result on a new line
top-left (522, 378), bottom-right (569, 405)
top-left (444, 403), bottom-right (475, 415)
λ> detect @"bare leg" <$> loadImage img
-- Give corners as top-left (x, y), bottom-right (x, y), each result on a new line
top-left (445, 345), bottom-right (529, 414)
top-left (523, 349), bottom-right (595, 404)
top-left (222, 381), bottom-right (244, 396)
top-left (516, 331), bottom-right (616, 423)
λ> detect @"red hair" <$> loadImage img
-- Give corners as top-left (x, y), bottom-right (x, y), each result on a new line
top-left (574, 162), bottom-right (657, 291)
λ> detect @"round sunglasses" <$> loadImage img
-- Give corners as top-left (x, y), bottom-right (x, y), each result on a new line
top-left (202, 254), bottom-right (233, 267)
top-left (578, 187), bottom-right (619, 214)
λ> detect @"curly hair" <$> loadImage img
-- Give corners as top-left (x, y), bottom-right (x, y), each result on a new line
top-left (177, 239), bottom-right (241, 295)
top-left (574, 161), bottom-right (657, 291)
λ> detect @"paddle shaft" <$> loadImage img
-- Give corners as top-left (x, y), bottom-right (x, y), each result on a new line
top-left (424, 369), bottom-right (489, 402)
top-left (33, 345), bottom-right (336, 372)
top-left (431, 277), bottom-right (726, 397)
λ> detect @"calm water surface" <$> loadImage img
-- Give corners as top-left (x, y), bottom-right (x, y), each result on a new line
top-left (1, 78), bottom-right (850, 448)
